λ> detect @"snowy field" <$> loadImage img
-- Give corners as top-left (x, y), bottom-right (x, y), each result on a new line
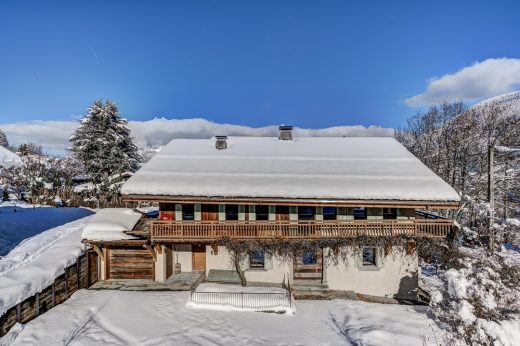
top-left (0, 205), bottom-right (93, 255)
top-left (3, 289), bottom-right (438, 346)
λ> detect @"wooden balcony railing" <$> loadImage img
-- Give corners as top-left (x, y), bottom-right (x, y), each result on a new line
top-left (150, 219), bottom-right (454, 241)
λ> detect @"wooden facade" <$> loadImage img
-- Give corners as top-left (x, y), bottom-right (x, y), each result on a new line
top-left (107, 247), bottom-right (154, 280)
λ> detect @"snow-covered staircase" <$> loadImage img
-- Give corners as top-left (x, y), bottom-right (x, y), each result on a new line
top-left (291, 279), bottom-right (330, 299)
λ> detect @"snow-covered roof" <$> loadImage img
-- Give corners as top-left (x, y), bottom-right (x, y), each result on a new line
top-left (0, 146), bottom-right (21, 168)
top-left (81, 208), bottom-right (142, 241)
top-left (121, 137), bottom-right (461, 203)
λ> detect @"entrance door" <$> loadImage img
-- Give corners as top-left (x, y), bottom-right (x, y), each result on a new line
top-left (192, 244), bottom-right (206, 271)
top-left (293, 249), bottom-right (322, 281)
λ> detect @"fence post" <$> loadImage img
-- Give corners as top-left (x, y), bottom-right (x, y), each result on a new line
top-left (241, 291), bottom-right (244, 308)
top-left (15, 303), bottom-right (21, 323)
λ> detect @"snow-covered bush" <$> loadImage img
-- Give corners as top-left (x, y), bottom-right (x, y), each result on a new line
top-left (429, 247), bottom-right (520, 345)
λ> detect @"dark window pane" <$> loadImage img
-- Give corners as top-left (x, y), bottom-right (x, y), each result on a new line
top-left (323, 207), bottom-right (337, 220)
top-left (226, 205), bottom-right (239, 220)
top-left (383, 208), bottom-right (397, 219)
top-left (302, 251), bottom-right (317, 265)
top-left (362, 247), bottom-right (376, 266)
top-left (182, 204), bottom-right (195, 221)
top-left (250, 250), bottom-right (265, 268)
top-left (256, 205), bottom-right (269, 221)
top-left (353, 207), bottom-right (367, 220)
top-left (298, 206), bottom-right (315, 220)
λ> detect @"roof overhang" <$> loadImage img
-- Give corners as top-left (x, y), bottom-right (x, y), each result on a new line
top-left (122, 194), bottom-right (460, 209)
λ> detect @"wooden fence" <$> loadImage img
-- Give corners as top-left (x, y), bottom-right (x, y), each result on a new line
top-left (0, 251), bottom-right (98, 337)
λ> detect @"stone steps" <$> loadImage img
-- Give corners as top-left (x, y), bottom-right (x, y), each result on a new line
top-left (291, 279), bottom-right (330, 298)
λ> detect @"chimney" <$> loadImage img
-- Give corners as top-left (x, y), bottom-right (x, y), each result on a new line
top-left (215, 136), bottom-right (228, 150)
top-left (278, 125), bottom-right (293, 140)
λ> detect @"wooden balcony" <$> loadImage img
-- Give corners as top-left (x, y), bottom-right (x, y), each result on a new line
top-left (150, 219), bottom-right (454, 242)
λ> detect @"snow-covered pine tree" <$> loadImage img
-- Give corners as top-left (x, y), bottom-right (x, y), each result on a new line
top-left (70, 100), bottom-right (141, 184)
top-left (0, 128), bottom-right (8, 148)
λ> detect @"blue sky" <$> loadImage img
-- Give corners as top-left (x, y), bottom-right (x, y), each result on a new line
top-left (0, 0), bottom-right (519, 129)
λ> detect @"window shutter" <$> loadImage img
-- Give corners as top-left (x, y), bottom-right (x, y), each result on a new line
top-left (175, 204), bottom-right (182, 221)
top-left (264, 251), bottom-right (273, 270)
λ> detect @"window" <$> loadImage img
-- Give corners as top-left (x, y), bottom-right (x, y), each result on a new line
top-left (249, 250), bottom-right (265, 269)
top-left (225, 205), bottom-right (239, 220)
top-left (362, 247), bottom-right (377, 266)
top-left (323, 207), bottom-right (337, 220)
top-left (256, 205), bottom-right (269, 220)
top-left (302, 251), bottom-right (318, 265)
top-left (298, 206), bottom-right (315, 220)
top-left (353, 207), bottom-right (367, 220)
top-left (383, 208), bottom-right (397, 219)
top-left (182, 204), bottom-right (195, 221)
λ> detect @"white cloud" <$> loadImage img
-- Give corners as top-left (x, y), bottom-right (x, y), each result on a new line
top-left (406, 58), bottom-right (520, 107)
top-left (0, 118), bottom-right (393, 154)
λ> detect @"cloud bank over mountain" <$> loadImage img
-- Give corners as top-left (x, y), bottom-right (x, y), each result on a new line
top-left (406, 58), bottom-right (520, 107)
top-left (0, 118), bottom-right (393, 153)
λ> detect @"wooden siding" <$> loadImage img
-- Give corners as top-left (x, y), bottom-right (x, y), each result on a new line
top-left (201, 204), bottom-right (219, 221)
top-left (108, 248), bottom-right (154, 280)
top-left (0, 251), bottom-right (98, 337)
top-left (150, 219), bottom-right (454, 241)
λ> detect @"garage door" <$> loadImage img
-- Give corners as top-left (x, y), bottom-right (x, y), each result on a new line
top-left (108, 248), bottom-right (154, 280)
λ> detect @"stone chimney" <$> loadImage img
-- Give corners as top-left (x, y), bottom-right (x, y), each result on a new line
top-left (215, 136), bottom-right (228, 150)
top-left (278, 125), bottom-right (293, 140)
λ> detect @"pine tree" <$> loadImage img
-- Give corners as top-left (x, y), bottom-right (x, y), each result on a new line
top-left (70, 100), bottom-right (141, 184)
top-left (0, 128), bottom-right (8, 148)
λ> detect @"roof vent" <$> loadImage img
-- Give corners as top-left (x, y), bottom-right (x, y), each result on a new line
top-left (215, 136), bottom-right (228, 150)
top-left (278, 125), bottom-right (293, 140)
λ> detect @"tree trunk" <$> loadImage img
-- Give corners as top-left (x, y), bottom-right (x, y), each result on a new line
top-left (234, 253), bottom-right (247, 287)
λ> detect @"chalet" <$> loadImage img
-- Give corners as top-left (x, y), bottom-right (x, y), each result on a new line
top-left (82, 126), bottom-right (460, 301)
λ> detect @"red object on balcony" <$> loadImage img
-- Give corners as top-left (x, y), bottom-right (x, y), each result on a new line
top-left (160, 211), bottom-right (174, 221)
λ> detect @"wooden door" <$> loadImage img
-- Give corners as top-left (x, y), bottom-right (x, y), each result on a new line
top-left (202, 204), bottom-right (219, 221)
top-left (192, 244), bottom-right (206, 271)
top-left (108, 248), bottom-right (154, 280)
top-left (276, 206), bottom-right (289, 221)
top-left (293, 249), bottom-right (322, 281)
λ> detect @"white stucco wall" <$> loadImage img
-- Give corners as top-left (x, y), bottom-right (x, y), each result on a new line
top-left (155, 245), bottom-right (167, 282)
top-left (206, 246), bottom-right (291, 284)
top-left (325, 245), bottom-right (418, 298)
top-left (173, 244), bottom-right (193, 272)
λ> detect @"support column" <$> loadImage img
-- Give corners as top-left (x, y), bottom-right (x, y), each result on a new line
top-left (155, 244), bottom-right (167, 282)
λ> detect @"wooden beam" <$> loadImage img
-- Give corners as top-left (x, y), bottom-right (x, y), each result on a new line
top-left (143, 244), bottom-right (157, 261)
top-left (89, 244), bottom-right (104, 258)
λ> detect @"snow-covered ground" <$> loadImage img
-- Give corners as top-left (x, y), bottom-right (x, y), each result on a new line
top-left (0, 206), bottom-right (93, 256)
top-left (0, 215), bottom-right (93, 316)
top-left (3, 289), bottom-right (438, 346)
